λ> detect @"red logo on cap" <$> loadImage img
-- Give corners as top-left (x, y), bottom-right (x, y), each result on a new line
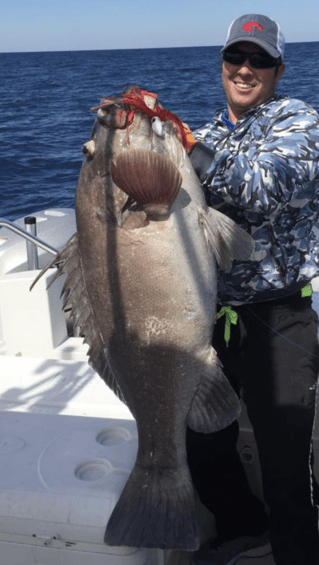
top-left (242, 21), bottom-right (263, 32)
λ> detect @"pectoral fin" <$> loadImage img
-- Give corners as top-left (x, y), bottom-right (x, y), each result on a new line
top-left (111, 149), bottom-right (182, 221)
top-left (198, 207), bottom-right (254, 272)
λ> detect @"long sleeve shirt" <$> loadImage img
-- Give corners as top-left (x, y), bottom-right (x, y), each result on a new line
top-left (193, 95), bottom-right (319, 305)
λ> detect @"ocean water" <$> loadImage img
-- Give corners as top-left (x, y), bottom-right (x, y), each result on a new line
top-left (1, 42), bottom-right (319, 221)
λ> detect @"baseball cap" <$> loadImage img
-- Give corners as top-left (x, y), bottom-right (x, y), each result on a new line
top-left (221, 14), bottom-right (285, 60)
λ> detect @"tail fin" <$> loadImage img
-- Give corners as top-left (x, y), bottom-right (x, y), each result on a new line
top-left (199, 207), bottom-right (254, 272)
top-left (104, 462), bottom-right (200, 550)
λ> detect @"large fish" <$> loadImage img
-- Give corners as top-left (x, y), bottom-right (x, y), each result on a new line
top-left (32, 86), bottom-right (254, 551)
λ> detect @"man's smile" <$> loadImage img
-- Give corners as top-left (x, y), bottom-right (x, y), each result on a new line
top-left (233, 81), bottom-right (256, 91)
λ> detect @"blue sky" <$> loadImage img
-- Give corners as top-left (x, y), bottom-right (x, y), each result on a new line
top-left (0, 0), bottom-right (318, 52)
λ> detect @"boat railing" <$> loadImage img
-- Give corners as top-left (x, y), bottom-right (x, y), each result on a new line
top-left (0, 217), bottom-right (58, 270)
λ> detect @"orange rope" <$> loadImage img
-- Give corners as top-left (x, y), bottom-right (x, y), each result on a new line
top-left (91, 87), bottom-right (188, 147)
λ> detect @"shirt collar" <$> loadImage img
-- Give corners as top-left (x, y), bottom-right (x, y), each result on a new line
top-left (221, 109), bottom-right (236, 131)
top-left (220, 96), bottom-right (285, 130)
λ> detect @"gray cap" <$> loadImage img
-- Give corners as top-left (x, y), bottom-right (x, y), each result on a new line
top-left (222, 14), bottom-right (285, 60)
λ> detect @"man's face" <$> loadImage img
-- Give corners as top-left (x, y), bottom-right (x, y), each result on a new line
top-left (222, 42), bottom-right (285, 123)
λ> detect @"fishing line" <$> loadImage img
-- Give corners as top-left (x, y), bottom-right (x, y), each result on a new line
top-left (244, 305), bottom-right (319, 360)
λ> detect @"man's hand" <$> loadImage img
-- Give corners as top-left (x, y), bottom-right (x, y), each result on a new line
top-left (182, 123), bottom-right (197, 153)
top-left (171, 121), bottom-right (197, 152)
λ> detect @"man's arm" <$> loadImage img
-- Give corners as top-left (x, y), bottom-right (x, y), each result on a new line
top-left (191, 102), bottom-right (319, 214)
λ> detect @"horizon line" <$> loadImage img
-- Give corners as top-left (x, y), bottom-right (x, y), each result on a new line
top-left (1, 39), bottom-right (318, 55)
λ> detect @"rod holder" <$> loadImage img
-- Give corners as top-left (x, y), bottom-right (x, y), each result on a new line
top-left (24, 216), bottom-right (39, 270)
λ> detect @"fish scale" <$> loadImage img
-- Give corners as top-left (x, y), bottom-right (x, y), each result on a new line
top-left (31, 85), bottom-right (254, 551)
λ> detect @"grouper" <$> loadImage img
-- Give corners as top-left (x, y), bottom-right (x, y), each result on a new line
top-left (31, 86), bottom-right (254, 551)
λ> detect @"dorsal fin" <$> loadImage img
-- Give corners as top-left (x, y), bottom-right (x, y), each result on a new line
top-left (30, 234), bottom-right (127, 405)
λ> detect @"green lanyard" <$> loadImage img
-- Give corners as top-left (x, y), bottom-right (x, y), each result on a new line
top-left (301, 283), bottom-right (312, 297)
top-left (216, 307), bottom-right (238, 347)
top-left (217, 284), bottom-right (313, 346)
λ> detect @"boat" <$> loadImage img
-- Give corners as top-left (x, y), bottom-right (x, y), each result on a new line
top-left (0, 208), bottom-right (318, 565)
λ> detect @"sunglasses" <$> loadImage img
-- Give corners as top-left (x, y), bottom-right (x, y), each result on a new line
top-left (222, 49), bottom-right (281, 69)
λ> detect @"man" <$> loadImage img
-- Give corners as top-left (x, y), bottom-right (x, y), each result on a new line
top-left (185, 14), bottom-right (319, 565)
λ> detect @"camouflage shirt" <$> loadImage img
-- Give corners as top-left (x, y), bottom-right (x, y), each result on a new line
top-left (193, 95), bottom-right (319, 305)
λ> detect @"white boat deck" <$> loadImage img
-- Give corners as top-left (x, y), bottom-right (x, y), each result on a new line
top-left (0, 353), bottom-right (279, 565)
